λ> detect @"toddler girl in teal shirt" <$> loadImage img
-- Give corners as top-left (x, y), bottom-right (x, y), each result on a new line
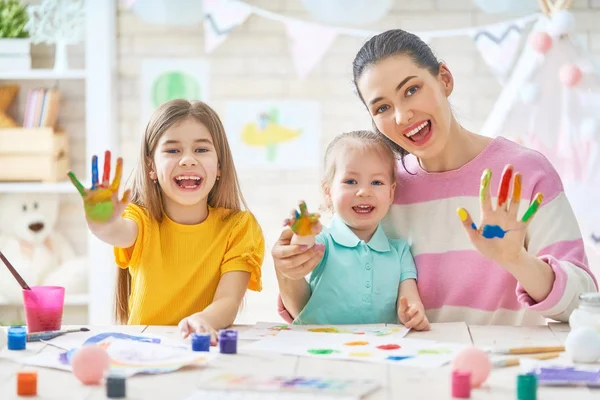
top-left (280, 130), bottom-right (430, 330)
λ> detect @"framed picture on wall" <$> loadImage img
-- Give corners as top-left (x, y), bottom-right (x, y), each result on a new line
top-left (225, 100), bottom-right (320, 170)
top-left (140, 58), bottom-right (210, 133)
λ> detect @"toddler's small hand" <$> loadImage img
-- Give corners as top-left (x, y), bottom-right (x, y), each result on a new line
top-left (178, 314), bottom-right (218, 345)
top-left (398, 296), bottom-right (430, 331)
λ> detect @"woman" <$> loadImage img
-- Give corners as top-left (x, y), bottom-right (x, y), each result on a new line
top-left (273, 29), bottom-right (597, 326)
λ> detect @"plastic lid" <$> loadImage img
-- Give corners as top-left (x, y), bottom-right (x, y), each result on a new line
top-left (517, 374), bottom-right (537, 400)
top-left (219, 329), bottom-right (238, 340)
top-left (8, 326), bottom-right (26, 336)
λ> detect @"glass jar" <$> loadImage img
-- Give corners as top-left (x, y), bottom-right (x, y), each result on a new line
top-left (569, 292), bottom-right (600, 332)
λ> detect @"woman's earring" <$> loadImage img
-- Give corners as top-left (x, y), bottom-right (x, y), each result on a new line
top-left (216, 176), bottom-right (220, 181)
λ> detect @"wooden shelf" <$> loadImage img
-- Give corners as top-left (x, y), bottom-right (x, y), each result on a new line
top-left (0, 181), bottom-right (79, 193)
top-left (0, 69), bottom-right (86, 80)
top-left (0, 294), bottom-right (89, 306)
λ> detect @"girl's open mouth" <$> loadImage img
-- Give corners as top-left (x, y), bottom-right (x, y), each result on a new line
top-left (173, 176), bottom-right (203, 190)
top-left (352, 205), bottom-right (375, 214)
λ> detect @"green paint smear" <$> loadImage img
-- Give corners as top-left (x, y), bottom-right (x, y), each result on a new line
top-left (418, 348), bottom-right (452, 355)
top-left (521, 200), bottom-right (540, 222)
top-left (85, 201), bottom-right (114, 222)
top-left (308, 349), bottom-right (339, 355)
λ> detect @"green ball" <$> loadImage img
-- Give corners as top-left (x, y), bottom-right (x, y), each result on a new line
top-left (152, 71), bottom-right (201, 107)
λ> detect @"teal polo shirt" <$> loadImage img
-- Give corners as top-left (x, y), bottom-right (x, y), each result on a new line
top-left (294, 213), bottom-right (417, 325)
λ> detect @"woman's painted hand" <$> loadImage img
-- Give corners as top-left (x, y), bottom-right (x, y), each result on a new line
top-left (457, 164), bottom-right (543, 269)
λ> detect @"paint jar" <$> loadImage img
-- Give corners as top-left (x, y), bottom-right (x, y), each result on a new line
top-left (219, 329), bottom-right (238, 354)
top-left (569, 292), bottom-right (600, 333)
top-left (22, 286), bottom-right (65, 333)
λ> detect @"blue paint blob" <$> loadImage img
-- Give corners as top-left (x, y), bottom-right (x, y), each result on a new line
top-left (471, 222), bottom-right (477, 230)
top-left (482, 224), bottom-right (507, 239)
top-left (387, 355), bottom-right (413, 361)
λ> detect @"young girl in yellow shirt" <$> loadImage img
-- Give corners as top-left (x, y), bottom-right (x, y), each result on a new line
top-left (69, 99), bottom-right (264, 342)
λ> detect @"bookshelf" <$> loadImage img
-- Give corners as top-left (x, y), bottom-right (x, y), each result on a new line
top-left (0, 0), bottom-right (117, 324)
top-left (0, 69), bottom-right (86, 80)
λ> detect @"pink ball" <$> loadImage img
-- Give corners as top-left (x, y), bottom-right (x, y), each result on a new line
top-left (451, 347), bottom-right (491, 388)
top-left (71, 345), bottom-right (110, 385)
top-left (530, 31), bottom-right (552, 54)
top-left (560, 64), bottom-right (582, 87)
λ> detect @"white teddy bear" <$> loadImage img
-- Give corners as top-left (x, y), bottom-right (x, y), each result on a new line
top-left (0, 193), bottom-right (88, 303)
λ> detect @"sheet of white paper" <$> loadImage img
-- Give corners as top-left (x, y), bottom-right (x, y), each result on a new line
top-left (22, 336), bottom-right (216, 377)
top-left (183, 370), bottom-right (381, 400)
top-left (38, 329), bottom-right (183, 350)
top-left (244, 330), bottom-right (466, 368)
top-left (240, 321), bottom-right (410, 341)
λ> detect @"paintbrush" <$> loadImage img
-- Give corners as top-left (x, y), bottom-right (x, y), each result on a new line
top-left (491, 345), bottom-right (564, 355)
top-left (0, 250), bottom-right (31, 290)
top-left (27, 327), bottom-right (90, 342)
top-left (492, 352), bottom-right (561, 368)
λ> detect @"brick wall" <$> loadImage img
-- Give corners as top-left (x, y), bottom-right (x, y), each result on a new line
top-left (115, 0), bottom-right (600, 323)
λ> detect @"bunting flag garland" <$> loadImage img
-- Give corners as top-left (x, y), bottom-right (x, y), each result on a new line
top-left (123, 0), bottom-right (541, 80)
top-left (285, 20), bottom-right (338, 79)
top-left (471, 19), bottom-right (531, 83)
top-left (203, 0), bottom-right (252, 54)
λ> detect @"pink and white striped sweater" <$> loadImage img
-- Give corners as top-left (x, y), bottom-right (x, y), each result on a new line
top-left (278, 137), bottom-right (598, 325)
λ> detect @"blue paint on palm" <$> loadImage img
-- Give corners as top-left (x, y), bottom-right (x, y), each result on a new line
top-left (482, 224), bottom-right (507, 239)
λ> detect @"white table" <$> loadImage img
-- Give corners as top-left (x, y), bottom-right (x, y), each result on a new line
top-left (0, 322), bottom-right (597, 399)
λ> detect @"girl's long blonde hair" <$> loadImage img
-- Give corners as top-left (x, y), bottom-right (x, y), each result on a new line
top-left (115, 99), bottom-right (248, 324)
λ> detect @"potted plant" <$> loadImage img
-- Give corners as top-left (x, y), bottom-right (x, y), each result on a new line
top-left (0, 0), bottom-right (30, 71)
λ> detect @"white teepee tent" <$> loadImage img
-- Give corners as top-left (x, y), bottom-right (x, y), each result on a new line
top-left (481, 0), bottom-right (600, 274)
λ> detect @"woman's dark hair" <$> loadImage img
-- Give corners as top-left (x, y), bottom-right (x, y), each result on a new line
top-left (352, 29), bottom-right (441, 165)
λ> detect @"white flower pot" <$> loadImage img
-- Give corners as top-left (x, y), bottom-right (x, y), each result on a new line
top-left (0, 38), bottom-right (31, 72)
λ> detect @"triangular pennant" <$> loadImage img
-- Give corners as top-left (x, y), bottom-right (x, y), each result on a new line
top-left (285, 20), bottom-right (337, 79)
top-left (203, 0), bottom-right (252, 54)
top-left (123, 0), bottom-right (138, 8)
top-left (471, 21), bottom-right (526, 83)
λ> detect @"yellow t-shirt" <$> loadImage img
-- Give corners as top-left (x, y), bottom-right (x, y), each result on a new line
top-left (114, 204), bottom-right (264, 325)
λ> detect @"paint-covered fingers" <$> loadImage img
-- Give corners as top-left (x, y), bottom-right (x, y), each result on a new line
top-left (101, 150), bottom-right (111, 186)
top-left (298, 200), bottom-right (308, 217)
top-left (480, 168), bottom-right (493, 213)
top-left (109, 157), bottom-right (124, 193)
top-left (507, 172), bottom-right (522, 220)
top-left (67, 171), bottom-right (86, 197)
top-left (457, 208), bottom-right (479, 237)
top-left (91, 155), bottom-right (99, 189)
top-left (497, 165), bottom-right (513, 212)
top-left (521, 192), bottom-right (544, 224)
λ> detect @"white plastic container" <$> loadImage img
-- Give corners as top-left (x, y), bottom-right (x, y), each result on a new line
top-left (569, 292), bottom-right (600, 332)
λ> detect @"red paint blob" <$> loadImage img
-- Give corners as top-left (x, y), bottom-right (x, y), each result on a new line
top-left (377, 344), bottom-right (401, 350)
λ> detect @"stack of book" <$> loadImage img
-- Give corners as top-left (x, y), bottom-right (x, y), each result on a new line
top-left (23, 87), bottom-right (60, 128)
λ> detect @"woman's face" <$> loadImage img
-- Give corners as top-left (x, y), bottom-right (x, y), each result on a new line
top-left (356, 54), bottom-right (454, 161)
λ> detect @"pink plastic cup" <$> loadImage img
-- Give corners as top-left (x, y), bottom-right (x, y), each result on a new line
top-left (22, 286), bottom-right (65, 333)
